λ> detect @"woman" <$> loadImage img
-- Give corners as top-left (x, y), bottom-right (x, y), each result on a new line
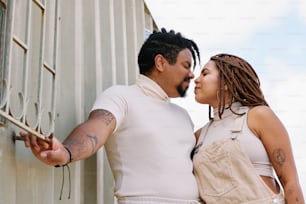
top-left (192, 53), bottom-right (304, 204)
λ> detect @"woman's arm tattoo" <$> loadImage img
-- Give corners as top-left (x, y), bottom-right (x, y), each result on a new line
top-left (272, 148), bottom-right (286, 168)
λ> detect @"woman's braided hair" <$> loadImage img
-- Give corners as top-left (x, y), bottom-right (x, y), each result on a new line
top-left (210, 53), bottom-right (268, 119)
top-left (138, 28), bottom-right (200, 75)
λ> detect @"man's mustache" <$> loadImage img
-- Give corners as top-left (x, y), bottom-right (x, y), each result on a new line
top-left (183, 76), bottom-right (192, 82)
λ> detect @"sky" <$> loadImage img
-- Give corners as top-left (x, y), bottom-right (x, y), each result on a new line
top-left (145, 0), bottom-right (306, 195)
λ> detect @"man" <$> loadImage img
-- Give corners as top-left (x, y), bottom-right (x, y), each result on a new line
top-left (21, 28), bottom-right (201, 203)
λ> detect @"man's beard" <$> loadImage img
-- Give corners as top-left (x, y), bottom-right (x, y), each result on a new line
top-left (177, 76), bottom-right (191, 97)
top-left (177, 85), bottom-right (187, 97)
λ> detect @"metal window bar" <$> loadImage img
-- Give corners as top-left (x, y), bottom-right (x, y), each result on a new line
top-left (0, 0), bottom-right (58, 142)
top-left (0, 1), bottom-right (7, 110)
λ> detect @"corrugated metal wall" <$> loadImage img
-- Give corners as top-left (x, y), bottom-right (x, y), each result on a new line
top-left (0, 0), bottom-right (157, 203)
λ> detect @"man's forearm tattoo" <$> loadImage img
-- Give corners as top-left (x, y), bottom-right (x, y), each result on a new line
top-left (65, 134), bottom-right (97, 158)
top-left (272, 148), bottom-right (286, 168)
top-left (87, 134), bottom-right (98, 154)
top-left (64, 110), bottom-right (114, 159)
top-left (65, 139), bottom-right (85, 158)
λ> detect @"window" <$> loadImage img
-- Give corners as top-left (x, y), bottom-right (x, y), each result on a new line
top-left (0, 0), bottom-right (58, 141)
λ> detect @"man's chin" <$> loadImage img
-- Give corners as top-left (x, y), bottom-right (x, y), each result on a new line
top-left (177, 87), bottom-right (188, 97)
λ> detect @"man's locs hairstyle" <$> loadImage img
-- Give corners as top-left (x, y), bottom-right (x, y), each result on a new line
top-left (138, 28), bottom-right (200, 75)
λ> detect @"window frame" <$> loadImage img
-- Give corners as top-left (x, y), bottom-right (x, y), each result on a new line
top-left (0, 0), bottom-right (58, 142)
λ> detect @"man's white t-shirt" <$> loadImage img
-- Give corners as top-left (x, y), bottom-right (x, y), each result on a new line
top-left (91, 75), bottom-right (199, 200)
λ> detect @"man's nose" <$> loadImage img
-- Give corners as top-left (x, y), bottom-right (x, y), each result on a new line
top-left (188, 71), bottom-right (195, 79)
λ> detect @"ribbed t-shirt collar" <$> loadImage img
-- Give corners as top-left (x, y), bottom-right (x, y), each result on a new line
top-left (213, 102), bottom-right (242, 120)
top-left (136, 74), bottom-right (169, 101)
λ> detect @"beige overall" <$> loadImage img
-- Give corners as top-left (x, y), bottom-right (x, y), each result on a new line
top-left (193, 107), bottom-right (285, 204)
top-left (117, 197), bottom-right (202, 204)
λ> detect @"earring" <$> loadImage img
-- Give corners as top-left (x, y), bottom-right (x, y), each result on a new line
top-left (216, 90), bottom-right (220, 102)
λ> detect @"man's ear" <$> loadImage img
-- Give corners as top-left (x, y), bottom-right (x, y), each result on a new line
top-left (154, 54), bottom-right (166, 72)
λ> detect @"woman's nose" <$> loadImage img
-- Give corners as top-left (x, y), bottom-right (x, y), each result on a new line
top-left (194, 75), bottom-right (200, 83)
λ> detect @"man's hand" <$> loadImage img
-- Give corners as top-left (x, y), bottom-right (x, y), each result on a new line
top-left (20, 132), bottom-right (70, 166)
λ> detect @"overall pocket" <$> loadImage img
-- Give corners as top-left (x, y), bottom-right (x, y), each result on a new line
top-left (194, 139), bottom-right (237, 197)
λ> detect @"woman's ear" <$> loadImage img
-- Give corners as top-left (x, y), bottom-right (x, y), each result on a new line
top-left (154, 54), bottom-right (166, 72)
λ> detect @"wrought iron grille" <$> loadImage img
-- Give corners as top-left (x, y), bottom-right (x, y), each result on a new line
top-left (0, 0), bottom-right (58, 141)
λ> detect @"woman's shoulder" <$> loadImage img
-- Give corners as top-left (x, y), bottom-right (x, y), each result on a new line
top-left (247, 105), bottom-right (279, 137)
top-left (248, 105), bottom-right (274, 119)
